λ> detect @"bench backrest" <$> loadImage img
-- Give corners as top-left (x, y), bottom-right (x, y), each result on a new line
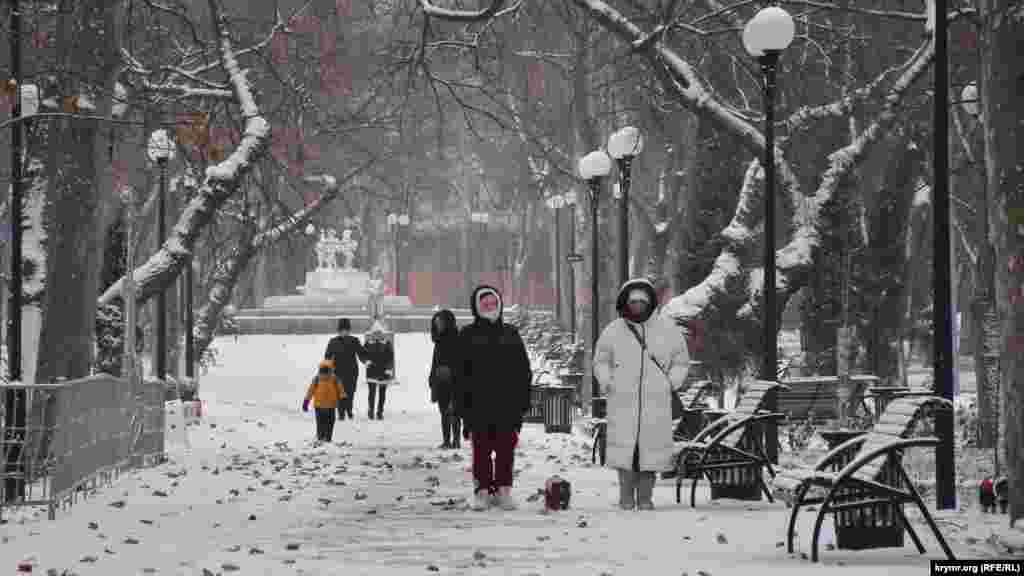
top-left (853, 395), bottom-right (953, 481)
top-left (734, 379), bottom-right (785, 417)
top-left (678, 380), bottom-right (713, 409)
top-left (776, 377), bottom-right (840, 421)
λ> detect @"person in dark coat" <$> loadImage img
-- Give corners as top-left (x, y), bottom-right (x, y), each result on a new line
top-left (429, 309), bottom-right (461, 449)
top-left (455, 285), bottom-right (532, 511)
top-left (362, 320), bottom-right (395, 420)
top-left (323, 318), bottom-right (367, 420)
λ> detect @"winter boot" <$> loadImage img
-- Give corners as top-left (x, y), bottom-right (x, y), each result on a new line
top-left (440, 413), bottom-right (451, 448)
top-left (636, 472), bottom-right (656, 510)
top-left (450, 417), bottom-right (462, 449)
top-left (617, 469), bottom-right (636, 510)
top-left (494, 486), bottom-right (518, 510)
top-left (471, 490), bottom-right (490, 511)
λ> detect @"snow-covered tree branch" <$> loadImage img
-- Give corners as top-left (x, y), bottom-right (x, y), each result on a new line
top-left (193, 173), bottom-right (348, 357)
top-left (98, 0), bottom-right (270, 307)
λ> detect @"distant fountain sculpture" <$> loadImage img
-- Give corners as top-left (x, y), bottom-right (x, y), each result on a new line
top-left (339, 229), bottom-right (358, 271)
top-left (262, 225), bottom-right (411, 312)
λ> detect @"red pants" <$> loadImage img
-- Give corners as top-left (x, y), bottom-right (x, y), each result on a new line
top-left (471, 430), bottom-right (518, 493)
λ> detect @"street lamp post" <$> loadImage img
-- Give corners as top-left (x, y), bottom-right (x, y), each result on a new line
top-left (579, 150), bottom-right (612, 414)
top-left (147, 129), bottom-right (176, 381)
top-left (932, 0), bottom-right (956, 510)
top-left (388, 213), bottom-right (410, 297)
top-left (743, 5), bottom-right (794, 464)
top-left (608, 126), bottom-right (644, 286)
top-left (471, 211), bottom-right (489, 287)
top-left (565, 190), bottom-right (578, 340)
top-left (546, 194), bottom-right (565, 322)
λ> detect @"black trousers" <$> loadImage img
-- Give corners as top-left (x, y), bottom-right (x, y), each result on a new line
top-left (436, 392), bottom-right (461, 446)
top-left (314, 408), bottom-right (336, 441)
top-left (338, 383), bottom-right (356, 419)
top-left (367, 382), bottom-right (387, 417)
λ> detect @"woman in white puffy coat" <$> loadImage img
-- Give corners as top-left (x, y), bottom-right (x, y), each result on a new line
top-left (593, 278), bottom-right (690, 510)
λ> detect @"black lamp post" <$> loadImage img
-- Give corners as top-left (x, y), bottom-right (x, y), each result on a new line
top-left (608, 126), bottom-right (644, 286)
top-left (388, 212), bottom-right (409, 297)
top-left (579, 150), bottom-right (612, 413)
top-left (471, 210), bottom-right (489, 288)
top-left (147, 129), bottom-right (176, 380)
top-left (743, 5), bottom-right (794, 464)
top-left (931, 0), bottom-right (956, 510)
top-left (565, 190), bottom-right (578, 340)
top-left (546, 193), bottom-right (565, 321)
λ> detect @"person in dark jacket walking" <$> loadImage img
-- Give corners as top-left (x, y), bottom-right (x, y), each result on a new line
top-left (455, 285), bottom-right (532, 511)
top-left (362, 320), bottom-right (395, 420)
top-left (429, 309), bottom-right (461, 449)
top-left (324, 318), bottom-right (367, 420)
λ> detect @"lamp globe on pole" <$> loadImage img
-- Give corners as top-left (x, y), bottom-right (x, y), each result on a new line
top-left (19, 84), bottom-right (39, 118)
top-left (960, 82), bottom-right (979, 117)
top-left (742, 6), bottom-right (795, 58)
top-left (743, 3), bottom-right (792, 465)
top-left (578, 150), bottom-right (612, 181)
top-left (147, 129), bottom-right (176, 163)
top-left (607, 126), bottom-right (643, 161)
top-left (579, 149), bottom-right (611, 419)
top-left (608, 126), bottom-right (643, 285)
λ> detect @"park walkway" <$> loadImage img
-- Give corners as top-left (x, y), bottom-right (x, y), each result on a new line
top-left (0, 334), bottom-right (995, 574)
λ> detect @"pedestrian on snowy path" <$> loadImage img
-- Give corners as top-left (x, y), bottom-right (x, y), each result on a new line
top-left (363, 320), bottom-right (395, 420)
top-left (429, 308), bottom-right (461, 449)
top-left (303, 359), bottom-right (346, 442)
top-left (324, 318), bottom-right (367, 420)
top-left (593, 278), bottom-right (690, 511)
top-left (455, 285), bottom-right (533, 511)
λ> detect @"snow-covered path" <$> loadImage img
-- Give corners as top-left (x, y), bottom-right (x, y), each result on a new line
top-left (0, 334), bottom-right (991, 574)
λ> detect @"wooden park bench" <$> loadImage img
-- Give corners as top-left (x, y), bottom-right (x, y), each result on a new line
top-left (776, 375), bottom-right (879, 424)
top-left (673, 380), bottom-right (789, 506)
top-left (771, 395), bottom-right (956, 562)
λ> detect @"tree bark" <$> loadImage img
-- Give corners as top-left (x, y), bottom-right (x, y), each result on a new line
top-left (36, 0), bottom-right (115, 382)
top-left (978, 0), bottom-right (1023, 525)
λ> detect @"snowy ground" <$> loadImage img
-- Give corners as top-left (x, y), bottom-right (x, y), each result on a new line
top-left (0, 333), bottom-right (1008, 575)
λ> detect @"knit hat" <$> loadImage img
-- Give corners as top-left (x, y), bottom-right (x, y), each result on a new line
top-left (337, 318), bottom-right (351, 332)
top-left (627, 289), bottom-right (650, 303)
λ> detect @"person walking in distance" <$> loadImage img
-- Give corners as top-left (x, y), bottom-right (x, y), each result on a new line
top-left (324, 318), bottom-right (367, 420)
top-left (593, 278), bottom-right (689, 510)
top-left (429, 308), bottom-right (461, 448)
top-left (362, 320), bottom-right (395, 420)
top-left (456, 285), bottom-right (532, 511)
top-left (303, 359), bottom-right (345, 442)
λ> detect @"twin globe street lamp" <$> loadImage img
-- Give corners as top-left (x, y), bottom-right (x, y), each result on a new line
top-left (743, 4), bottom-right (794, 463)
top-left (147, 129), bottom-right (176, 381)
top-left (607, 126), bottom-right (644, 286)
top-left (578, 149), bottom-right (612, 410)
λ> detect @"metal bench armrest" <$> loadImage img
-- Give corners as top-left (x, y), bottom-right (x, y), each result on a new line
top-left (833, 436), bottom-right (940, 485)
top-left (812, 434), bottom-right (871, 472)
top-left (706, 412), bottom-right (786, 447)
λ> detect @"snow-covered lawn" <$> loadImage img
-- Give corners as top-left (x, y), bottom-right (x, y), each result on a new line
top-left (0, 334), bottom-right (1002, 574)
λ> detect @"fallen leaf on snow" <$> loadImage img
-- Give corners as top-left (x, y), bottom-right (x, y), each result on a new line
top-left (108, 500), bottom-right (126, 508)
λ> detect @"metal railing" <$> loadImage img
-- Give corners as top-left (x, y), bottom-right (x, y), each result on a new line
top-left (0, 374), bottom-right (166, 520)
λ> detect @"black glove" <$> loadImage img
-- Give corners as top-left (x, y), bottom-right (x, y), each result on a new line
top-left (462, 426), bottom-right (471, 441)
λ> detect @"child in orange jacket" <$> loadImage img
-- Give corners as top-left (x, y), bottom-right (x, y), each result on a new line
top-left (304, 359), bottom-right (346, 442)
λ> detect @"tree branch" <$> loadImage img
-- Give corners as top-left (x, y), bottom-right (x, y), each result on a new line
top-left (97, 0), bottom-right (270, 307)
top-left (419, 0), bottom-right (506, 22)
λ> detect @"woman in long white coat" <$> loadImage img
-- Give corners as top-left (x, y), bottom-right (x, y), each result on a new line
top-left (593, 278), bottom-right (689, 510)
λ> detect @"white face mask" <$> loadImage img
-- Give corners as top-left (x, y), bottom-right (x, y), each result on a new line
top-left (480, 308), bottom-right (500, 322)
